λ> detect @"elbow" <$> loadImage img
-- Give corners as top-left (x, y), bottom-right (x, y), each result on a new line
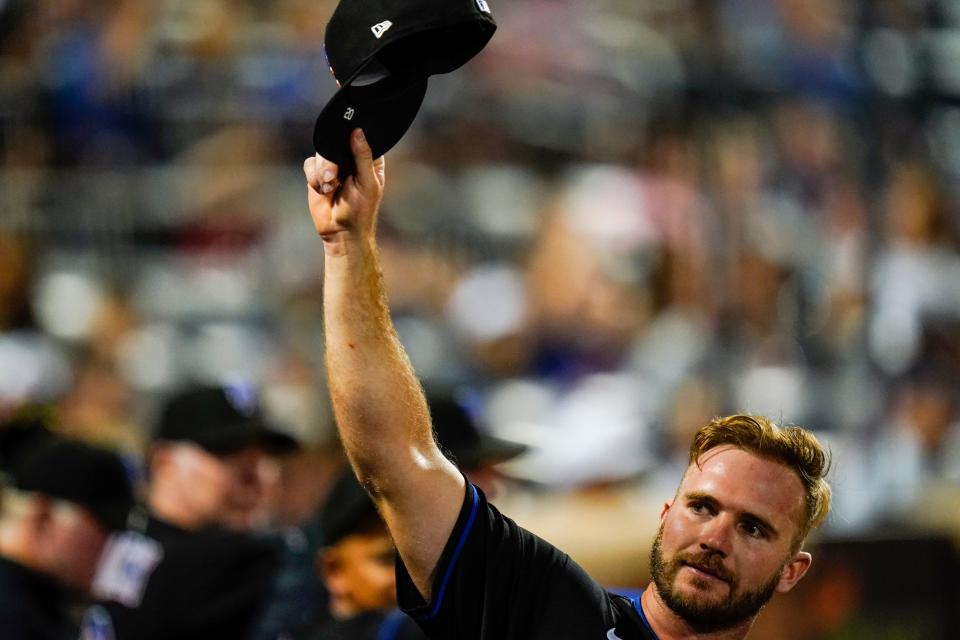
top-left (348, 440), bottom-right (446, 500)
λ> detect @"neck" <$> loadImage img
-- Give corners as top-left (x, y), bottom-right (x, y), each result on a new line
top-left (640, 584), bottom-right (754, 640)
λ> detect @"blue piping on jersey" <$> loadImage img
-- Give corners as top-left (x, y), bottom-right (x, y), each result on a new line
top-left (377, 609), bottom-right (408, 640)
top-left (630, 590), bottom-right (659, 639)
top-left (415, 483), bottom-right (480, 621)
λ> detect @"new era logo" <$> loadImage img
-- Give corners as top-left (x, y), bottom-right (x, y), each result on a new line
top-left (476, 0), bottom-right (490, 13)
top-left (371, 20), bottom-right (392, 39)
top-left (343, 107), bottom-right (355, 120)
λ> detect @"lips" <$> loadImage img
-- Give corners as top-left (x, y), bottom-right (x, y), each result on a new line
top-left (682, 560), bottom-right (731, 583)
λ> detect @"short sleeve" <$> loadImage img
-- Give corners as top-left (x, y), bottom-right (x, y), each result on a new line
top-left (395, 481), bottom-right (631, 639)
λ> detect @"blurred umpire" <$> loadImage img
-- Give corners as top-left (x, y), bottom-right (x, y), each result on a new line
top-left (0, 413), bottom-right (134, 640)
top-left (87, 384), bottom-right (298, 640)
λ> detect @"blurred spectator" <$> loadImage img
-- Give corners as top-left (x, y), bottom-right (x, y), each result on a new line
top-left (89, 384), bottom-right (298, 640)
top-left (869, 367), bottom-right (960, 522)
top-left (870, 161), bottom-right (960, 375)
top-left (0, 234), bottom-right (72, 416)
top-left (252, 445), bottom-right (342, 640)
top-left (0, 414), bottom-right (134, 639)
top-left (295, 468), bottom-right (426, 640)
top-left (427, 390), bottom-right (527, 500)
top-left (288, 392), bottom-right (524, 640)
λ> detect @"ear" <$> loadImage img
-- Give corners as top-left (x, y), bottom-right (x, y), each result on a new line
top-left (775, 550), bottom-right (812, 593)
top-left (660, 500), bottom-right (672, 522)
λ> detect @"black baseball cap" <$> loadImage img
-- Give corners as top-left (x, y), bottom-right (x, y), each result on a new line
top-left (153, 385), bottom-right (298, 456)
top-left (0, 408), bottom-right (54, 471)
top-left (10, 438), bottom-right (135, 531)
top-left (428, 392), bottom-right (526, 469)
top-left (313, 0), bottom-right (497, 174)
top-left (317, 468), bottom-right (383, 546)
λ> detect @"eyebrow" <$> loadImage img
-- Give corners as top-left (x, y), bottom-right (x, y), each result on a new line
top-left (684, 490), bottom-right (780, 539)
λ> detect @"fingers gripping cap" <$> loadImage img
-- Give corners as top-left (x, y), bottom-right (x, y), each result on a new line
top-left (313, 0), bottom-right (496, 171)
top-left (313, 69), bottom-right (428, 173)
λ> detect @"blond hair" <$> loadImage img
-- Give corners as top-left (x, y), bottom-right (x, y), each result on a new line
top-left (689, 415), bottom-right (831, 546)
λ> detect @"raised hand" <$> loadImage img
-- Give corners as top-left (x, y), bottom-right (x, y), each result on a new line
top-left (304, 128), bottom-right (386, 256)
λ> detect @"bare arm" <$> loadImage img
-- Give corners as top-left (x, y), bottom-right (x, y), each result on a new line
top-left (304, 129), bottom-right (464, 600)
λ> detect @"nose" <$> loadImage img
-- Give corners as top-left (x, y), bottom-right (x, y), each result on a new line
top-left (698, 513), bottom-right (734, 557)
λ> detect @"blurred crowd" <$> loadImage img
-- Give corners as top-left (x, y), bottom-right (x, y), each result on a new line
top-left (2, 0), bottom-right (960, 637)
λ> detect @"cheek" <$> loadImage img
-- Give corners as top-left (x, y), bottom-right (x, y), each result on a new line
top-left (68, 516), bottom-right (109, 555)
top-left (366, 561), bottom-right (396, 591)
top-left (354, 560), bottom-right (397, 602)
top-left (660, 511), bottom-right (694, 554)
top-left (734, 544), bottom-right (787, 586)
top-left (192, 468), bottom-right (232, 509)
top-left (53, 519), bottom-right (109, 582)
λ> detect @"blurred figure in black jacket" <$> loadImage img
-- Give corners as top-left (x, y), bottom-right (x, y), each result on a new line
top-left (0, 413), bottom-right (134, 640)
top-left (88, 384), bottom-right (298, 640)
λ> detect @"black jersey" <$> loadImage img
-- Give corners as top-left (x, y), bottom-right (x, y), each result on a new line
top-left (0, 556), bottom-right (74, 640)
top-left (86, 514), bottom-right (278, 640)
top-left (396, 482), bottom-right (658, 640)
top-left (296, 609), bottom-right (427, 640)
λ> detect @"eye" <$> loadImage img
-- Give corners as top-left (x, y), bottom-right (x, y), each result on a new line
top-left (689, 501), bottom-right (709, 515)
top-left (741, 521), bottom-right (767, 539)
top-left (375, 547), bottom-right (397, 566)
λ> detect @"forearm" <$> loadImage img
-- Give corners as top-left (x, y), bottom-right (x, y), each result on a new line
top-left (322, 238), bottom-right (443, 494)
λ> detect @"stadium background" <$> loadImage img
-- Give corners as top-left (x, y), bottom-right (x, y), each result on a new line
top-left (1, 1), bottom-right (959, 637)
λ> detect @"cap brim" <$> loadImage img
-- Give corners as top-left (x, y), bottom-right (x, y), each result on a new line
top-left (454, 435), bottom-right (528, 468)
top-left (313, 72), bottom-right (427, 176)
top-left (195, 421), bottom-right (299, 456)
top-left (317, 472), bottom-right (381, 546)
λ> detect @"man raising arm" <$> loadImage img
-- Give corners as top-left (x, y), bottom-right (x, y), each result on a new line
top-left (305, 132), bottom-right (832, 640)
top-left (304, 128), bottom-right (464, 603)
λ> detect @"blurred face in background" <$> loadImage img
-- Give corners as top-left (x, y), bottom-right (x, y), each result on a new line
top-left (17, 496), bottom-right (110, 593)
top-left (317, 520), bottom-right (398, 618)
top-left (150, 442), bottom-right (268, 531)
top-left (649, 446), bottom-right (812, 631)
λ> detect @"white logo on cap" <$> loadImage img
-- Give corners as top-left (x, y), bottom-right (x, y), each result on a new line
top-left (476, 0), bottom-right (490, 13)
top-left (371, 20), bottom-right (392, 39)
top-left (224, 381), bottom-right (259, 417)
top-left (343, 107), bottom-right (355, 121)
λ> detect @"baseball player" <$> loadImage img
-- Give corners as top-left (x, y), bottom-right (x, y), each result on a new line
top-left (303, 130), bottom-right (832, 639)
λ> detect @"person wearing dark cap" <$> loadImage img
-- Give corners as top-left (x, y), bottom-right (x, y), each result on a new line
top-left (145, 384), bottom-right (297, 533)
top-left (297, 391), bottom-right (525, 640)
top-left (0, 417), bottom-right (134, 640)
top-left (426, 391), bottom-right (526, 500)
top-left (89, 383), bottom-right (298, 640)
top-left (293, 468), bottom-right (426, 640)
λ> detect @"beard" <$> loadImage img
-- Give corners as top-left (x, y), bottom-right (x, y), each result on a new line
top-left (649, 526), bottom-right (782, 632)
